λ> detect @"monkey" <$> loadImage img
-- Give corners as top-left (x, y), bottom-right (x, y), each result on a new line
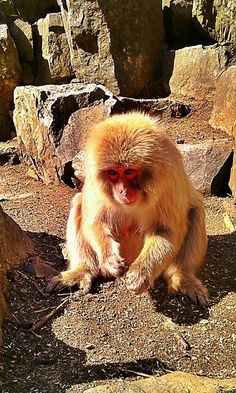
top-left (46, 112), bottom-right (208, 306)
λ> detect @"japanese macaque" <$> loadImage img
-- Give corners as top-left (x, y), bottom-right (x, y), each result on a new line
top-left (47, 112), bottom-right (208, 306)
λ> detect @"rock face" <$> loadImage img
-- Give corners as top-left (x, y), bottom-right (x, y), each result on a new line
top-left (34, 13), bottom-right (74, 84)
top-left (57, 0), bottom-right (165, 97)
top-left (193, 0), bottom-right (236, 48)
top-left (179, 139), bottom-right (234, 195)
top-left (0, 24), bottom-right (22, 141)
top-left (1, 0), bottom-right (59, 23)
top-left (0, 139), bottom-right (20, 165)
top-left (210, 66), bottom-right (236, 138)
top-left (162, 0), bottom-right (200, 49)
top-left (8, 18), bottom-right (34, 84)
top-left (8, 18), bottom-right (33, 63)
top-left (57, 105), bottom-right (112, 177)
top-left (80, 371), bottom-right (236, 393)
top-left (0, 205), bottom-right (33, 345)
top-left (209, 66), bottom-right (236, 198)
top-left (9, 18), bottom-right (34, 63)
top-left (14, 83), bottom-right (233, 195)
top-left (163, 44), bottom-right (234, 99)
top-left (13, 83), bottom-right (119, 185)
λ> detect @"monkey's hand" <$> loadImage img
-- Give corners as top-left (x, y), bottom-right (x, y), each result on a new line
top-left (101, 254), bottom-right (128, 278)
top-left (126, 263), bottom-right (152, 294)
top-left (46, 274), bottom-right (67, 294)
top-left (168, 276), bottom-right (209, 307)
top-left (45, 268), bottom-right (93, 294)
top-left (126, 234), bottom-right (172, 294)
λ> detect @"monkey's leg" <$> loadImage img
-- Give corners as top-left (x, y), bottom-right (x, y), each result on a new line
top-left (164, 206), bottom-right (208, 307)
top-left (46, 194), bottom-right (99, 294)
top-left (46, 235), bottom-right (99, 294)
top-left (46, 264), bottom-right (94, 294)
top-left (85, 225), bottom-right (128, 278)
top-left (164, 266), bottom-right (208, 307)
top-left (126, 234), bottom-right (173, 294)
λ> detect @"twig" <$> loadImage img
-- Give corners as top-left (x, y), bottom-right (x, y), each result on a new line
top-left (28, 330), bottom-right (42, 338)
top-left (31, 297), bottom-right (70, 332)
top-left (32, 281), bottom-right (50, 298)
top-left (16, 270), bottom-right (29, 280)
top-left (118, 367), bottom-right (152, 378)
top-left (56, 292), bottom-right (72, 296)
top-left (0, 193), bottom-right (33, 202)
top-left (34, 306), bottom-right (56, 313)
top-left (178, 334), bottom-right (191, 351)
top-left (12, 313), bottom-right (21, 325)
top-left (16, 269), bottom-right (50, 298)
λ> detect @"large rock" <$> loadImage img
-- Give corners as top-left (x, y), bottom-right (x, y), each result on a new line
top-left (210, 66), bottom-right (236, 138)
top-left (229, 159), bottom-right (236, 199)
top-left (57, 0), bottom-right (165, 97)
top-left (0, 205), bottom-right (33, 345)
top-left (77, 371), bottom-right (236, 393)
top-left (8, 18), bottom-right (33, 63)
top-left (163, 44), bottom-right (234, 100)
top-left (34, 13), bottom-right (74, 84)
top-left (0, 24), bottom-right (22, 141)
top-left (0, 138), bottom-right (21, 165)
top-left (8, 18), bottom-right (34, 84)
top-left (162, 0), bottom-right (200, 49)
top-left (179, 139), bottom-right (234, 195)
top-left (57, 105), bottom-right (112, 175)
top-left (0, 0), bottom-right (17, 17)
top-left (192, 0), bottom-right (236, 48)
top-left (209, 66), bottom-right (236, 198)
top-left (1, 0), bottom-right (59, 23)
top-left (13, 83), bottom-right (119, 185)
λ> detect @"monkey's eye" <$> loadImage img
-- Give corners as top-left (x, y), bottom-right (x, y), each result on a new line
top-left (124, 168), bottom-right (137, 178)
top-left (107, 169), bottom-right (119, 181)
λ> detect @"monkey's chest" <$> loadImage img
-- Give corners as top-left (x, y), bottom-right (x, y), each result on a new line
top-left (119, 226), bottom-right (143, 265)
top-left (123, 226), bottom-right (130, 239)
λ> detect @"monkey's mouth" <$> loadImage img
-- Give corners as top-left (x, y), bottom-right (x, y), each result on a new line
top-left (115, 192), bottom-right (140, 205)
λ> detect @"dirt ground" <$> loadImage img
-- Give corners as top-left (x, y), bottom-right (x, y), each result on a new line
top-left (0, 160), bottom-right (235, 393)
top-left (0, 100), bottom-right (235, 392)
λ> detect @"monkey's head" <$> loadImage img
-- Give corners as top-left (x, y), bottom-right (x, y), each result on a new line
top-left (86, 112), bottom-right (175, 206)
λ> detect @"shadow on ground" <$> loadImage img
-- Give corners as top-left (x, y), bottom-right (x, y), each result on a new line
top-left (1, 230), bottom-right (235, 392)
top-left (151, 231), bottom-right (236, 325)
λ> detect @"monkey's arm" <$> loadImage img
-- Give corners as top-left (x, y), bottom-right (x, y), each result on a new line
top-left (84, 220), bottom-right (128, 278)
top-left (46, 193), bottom-right (99, 294)
top-left (126, 232), bottom-right (173, 294)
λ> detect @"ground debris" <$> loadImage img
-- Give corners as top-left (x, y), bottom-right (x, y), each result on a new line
top-left (0, 164), bottom-right (236, 393)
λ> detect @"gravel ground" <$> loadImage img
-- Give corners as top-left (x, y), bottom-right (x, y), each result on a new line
top-left (0, 83), bottom-right (236, 393)
top-left (0, 153), bottom-right (235, 393)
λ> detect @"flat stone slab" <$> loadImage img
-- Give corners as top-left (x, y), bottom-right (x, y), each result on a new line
top-left (74, 371), bottom-right (236, 393)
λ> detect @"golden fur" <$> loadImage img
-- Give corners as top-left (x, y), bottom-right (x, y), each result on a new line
top-left (47, 112), bottom-right (208, 306)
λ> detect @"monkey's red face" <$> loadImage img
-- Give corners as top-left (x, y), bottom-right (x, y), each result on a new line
top-left (105, 166), bottom-right (142, 205)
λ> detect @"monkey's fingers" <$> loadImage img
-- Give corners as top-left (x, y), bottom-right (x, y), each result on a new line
top-left (167, 285), bottom-right (209, 308)
top-left (176, 280), bottom-right (209, 308)
top-left (186, 290), bottom-right (209, 308)
top-left (45, 271), bottom-right (93, 294)
top-left (126, 269), bottom-right (151, 294)
top-left (45, 275), bottom-right (66, 294)
top-left (101, 255), bottom-right (128, 278)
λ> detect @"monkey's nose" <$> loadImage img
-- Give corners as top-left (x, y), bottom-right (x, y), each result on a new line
top-left (119, 188), bottom-right (127, 196)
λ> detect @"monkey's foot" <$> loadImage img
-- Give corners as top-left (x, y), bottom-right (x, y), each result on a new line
top-left (101, 255), bottom-right (128, 278)
top-left (45, 269), bottom-right (93, 294)
top-left (126, 266), bottom-right (152, 294)
top-left (168, 277), bottom-right (209, 307)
